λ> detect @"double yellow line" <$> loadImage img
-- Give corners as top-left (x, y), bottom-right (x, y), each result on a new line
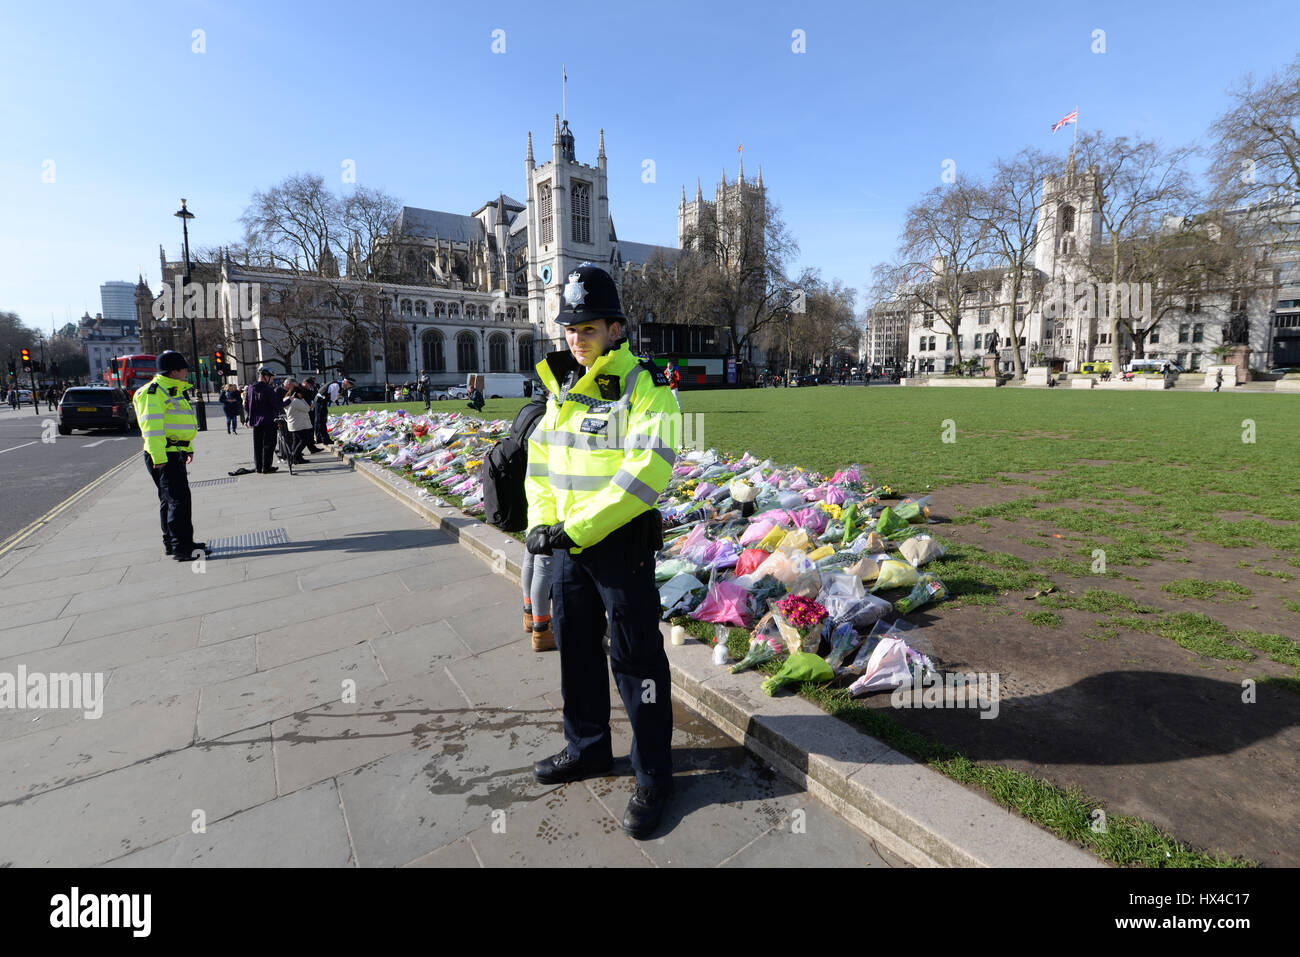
top-left (0, 454), bottom-right (137, 560)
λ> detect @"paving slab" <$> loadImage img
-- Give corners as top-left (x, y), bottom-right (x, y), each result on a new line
top-left (368, 620), bottom-right (473, 682)
top-left (105, 780), bottom-right (353, 867)
top-left (0, 694), bottom-right (198, 803)
top-left (0, 724), bottom-right (276, 867)
top-left (196, 643), bottom-right (389, 741)
top-left (271, 672), bottom-right (476, 796)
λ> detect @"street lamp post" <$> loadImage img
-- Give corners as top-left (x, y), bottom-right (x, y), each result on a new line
top-left (173, 198), bottom-right (207, 431)
top-left (378, 288), bottom-right (391, 401)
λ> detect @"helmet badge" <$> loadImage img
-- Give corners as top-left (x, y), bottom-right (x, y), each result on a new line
top-left (563, 273), bottom-right (588, 308)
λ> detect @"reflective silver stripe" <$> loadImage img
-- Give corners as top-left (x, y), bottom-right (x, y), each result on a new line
top-left (538, 429), bottom-right (614, 452)
top-left (624, 433), bottom-right (676, 466)
top-left (141, 430), bottom-right (165, 437)
top-left (549, 472), bottom-right (610, 492)
top-left (612, 469), bottom-right (660, 506)
top-left (140, 413), bottom-right (164, 420)
top-left (621, 365), bottom-right (643, 403)
top-left (526, 461), bottom-right (548, 476)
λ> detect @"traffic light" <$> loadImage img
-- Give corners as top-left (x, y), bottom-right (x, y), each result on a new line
top-left (20, 348), bottom-right (31, 372)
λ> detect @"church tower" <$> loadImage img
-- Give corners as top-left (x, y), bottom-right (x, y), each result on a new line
top-left (1033, 158), bottom-right (1102, 275)
top-left (525, 115), bottom-right (613, 344)
top-left (135, 274), bottom-right (156, 355)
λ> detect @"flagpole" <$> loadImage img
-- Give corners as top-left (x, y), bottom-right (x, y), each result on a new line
top-left (562, 64), bottom-right (566, 123)
top-left (1071, 105), bottom-right (1078, 163)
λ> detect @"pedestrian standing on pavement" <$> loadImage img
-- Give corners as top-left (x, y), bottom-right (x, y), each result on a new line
top-left (1214, 369), bottom-right (1224, 392)
top-left (7, 388), bottom-right (16, 411)
top-left (45, 386), bottom-right (57, 412)
top-left (244, 367), bottom-right (280, 474)
top-left (309, 380), bottom-right (333, 446)
top-left (282, 383), bottom-right (314, 464)
top-left (524, 263), bottom-right (682, 840)
top-left (219, 384), bottom-right (242, 434)
top-left (134, 350), bottom-right (210, 562)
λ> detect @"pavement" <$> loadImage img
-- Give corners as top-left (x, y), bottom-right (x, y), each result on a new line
top-left (0, 423), bottom-right (908, 868)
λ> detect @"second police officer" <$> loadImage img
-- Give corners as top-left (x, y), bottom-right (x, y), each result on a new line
top-left (524, 263), bottom-right (682, 839)
top-left (134, 350), bottom-right (211, 562)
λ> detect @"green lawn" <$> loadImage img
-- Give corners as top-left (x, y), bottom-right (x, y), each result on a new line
top-left (342, 385), bottom-right (1300, 865)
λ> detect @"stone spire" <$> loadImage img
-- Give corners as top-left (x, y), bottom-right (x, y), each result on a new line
top-left (757, 164), bottom-right (763, 188)
top-left (526, 130), bottom-right (534, 165)
top-left (738, 152), bottom-right (744, 183)
top-left (721, 166), bottom-right (727, 187)
top-left (680, 184), bottom-right (686, 208)
top-left (696, 178), bottom-right (703, 202)
top-left (553, 113), bottom-right (561, 145)
top-left (598, 128), bottom-right (606, 160)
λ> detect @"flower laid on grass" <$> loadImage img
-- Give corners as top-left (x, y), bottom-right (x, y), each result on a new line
top-left (730, 634), bottom-right (785, 674)
top-left (762, 651), bottom-right (834, 696)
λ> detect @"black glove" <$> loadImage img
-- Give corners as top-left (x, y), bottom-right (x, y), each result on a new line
top-left (547, 522), bottom-right (577, 551)
top-left (526, 525), bottom-right (552, 556)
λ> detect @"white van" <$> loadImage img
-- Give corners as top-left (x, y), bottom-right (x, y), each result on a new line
top-left (1125, 358), bottom-right (1181, 374)
top-left (466, 373), bottom-right (527, 398)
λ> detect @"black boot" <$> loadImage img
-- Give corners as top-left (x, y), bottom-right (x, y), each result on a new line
top-left (533, 748), bottom-right (613, 785)
top-left (622, 781), bottom-right (673, 839)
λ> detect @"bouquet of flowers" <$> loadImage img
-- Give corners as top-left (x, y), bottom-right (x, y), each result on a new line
top-left (894, 574), bottom-right (949, 614)
top-left (773, 594), bottom-right (829, 654)
top-left (730, 632), bottom-right (785, 674)
top-left (762, 651), bottom-right (834, 696)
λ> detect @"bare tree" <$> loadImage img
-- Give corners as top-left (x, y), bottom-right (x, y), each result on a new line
top-left (971, 149), bottom-right (1055, 378)
top-left (679, 194), bottom-right (799, 356)
top-left (877, 177), bottom-right (993, 369)
top-left (1074, 132), bottom-right (1198, 366)
top-left (1206, 55), bottom-right (1300, 240)
top-left (341, 186), bottom-right (405, 280)
top-left (240, 173), bottom-right (338, 275)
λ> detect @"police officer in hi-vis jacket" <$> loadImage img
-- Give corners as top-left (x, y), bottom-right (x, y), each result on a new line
top-left (134, 350), bottom-right (211, 562)
top-left (524, 263), bottom-right (682, 839)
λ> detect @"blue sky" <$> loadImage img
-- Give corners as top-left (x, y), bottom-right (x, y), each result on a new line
top-left (1, 0), bottom-right (1296, 331)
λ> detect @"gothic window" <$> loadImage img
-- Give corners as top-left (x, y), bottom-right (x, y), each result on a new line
top-left (342, 331), bottom-right (371, 372)
top-left (433, 301), bottom-right (446, 318)
top-left (400, 299), bottom-right (412, 316)
top-left (456, 332), bottom-right (478, 372)
top-left (572, 181), bottom-right (591, 244)
top-left (385, 329), bottom-right (411, 373)
top-left (448, 302), bottom-right (460, 319)
top-left (422, 330), bottom-right (446, 372)
top-left (539, 182), bottom-right (553, 245)
top-left (518, 335), bottom-right (533, 370)
top-left (1060, 205), bottom-right (1076, 233)
top-left (489, 333), bottom-right (509, 372)
top-left (415, 301), bottom-right (427, 317)
top-left (507, 307), bottom-right (517, 320)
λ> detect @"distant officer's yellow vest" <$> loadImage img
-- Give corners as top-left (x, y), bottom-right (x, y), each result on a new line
top-left (134, 374), bottom-right (197, 465)
top-left (525, 342), bottom-right (681, 550)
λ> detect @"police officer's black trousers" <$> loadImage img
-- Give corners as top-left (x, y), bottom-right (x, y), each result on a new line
top-left (252, 424), bottom-right (277, 471)
top-left (143, 451), bottom-right (193, 551)
top-left (551, 523), bottom-right (673, 788)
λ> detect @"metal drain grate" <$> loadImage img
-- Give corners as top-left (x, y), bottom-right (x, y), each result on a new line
top-left (209, 527), bottom-right (290, 556)
top-left (192, 477), bottom-right (238, 488)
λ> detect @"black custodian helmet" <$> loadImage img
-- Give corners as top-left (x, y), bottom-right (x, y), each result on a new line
top-left (157, 350), bottom-right (189, 374)
top-left (554, 263), bottom-right (626, 326)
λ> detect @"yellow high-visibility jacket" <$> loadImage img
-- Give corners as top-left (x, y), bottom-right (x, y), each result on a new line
top-left (525, 341), bottom-right (681, 550)
top-left (133, 374), bottom-right (197, 465)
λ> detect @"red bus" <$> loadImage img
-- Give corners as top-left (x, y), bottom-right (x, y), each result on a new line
top-left (107, 354), bottom-right (158, 399)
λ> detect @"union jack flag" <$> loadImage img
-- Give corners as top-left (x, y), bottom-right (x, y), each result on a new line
top-left (1052, 109), bottom-right (1078, 133)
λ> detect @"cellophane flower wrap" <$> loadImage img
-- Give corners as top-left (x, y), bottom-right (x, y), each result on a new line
top-left (730, 633), bottom-right (785, 674)
top-left (761, 651), bottom-right (834, 696)
top-left (773, 594), bottom-right (828, 653)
